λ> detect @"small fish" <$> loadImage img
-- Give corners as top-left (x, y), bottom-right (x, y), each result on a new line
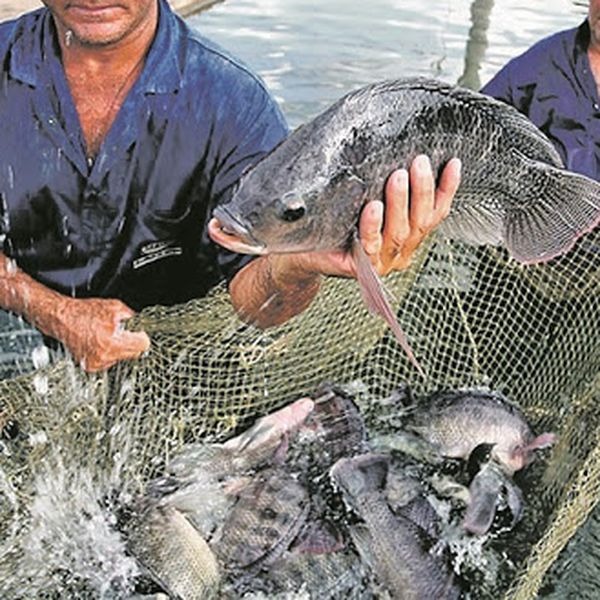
top-left (330, 453), bottom-right (458, 599)
top-left (129, 506), bottom-right (220, 600)
top-left (405, 389), bottom-right (555, 474)
top-left (211, 78), bottom-right (600, 376)
top-left (213, 467), bottom-right (310, 571)
top-left (463, 460), bottom-right (523, 536)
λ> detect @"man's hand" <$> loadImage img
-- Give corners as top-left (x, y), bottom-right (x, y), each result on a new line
top-left (360, 155), bottom-right (461, 274)
top-left (56, 297), bottom-right (150, 372)
top-left (228, 156), bottom-right (461, 328)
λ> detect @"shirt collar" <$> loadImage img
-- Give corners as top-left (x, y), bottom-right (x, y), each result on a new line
top-left (8, 0), bottom-right (183, 94)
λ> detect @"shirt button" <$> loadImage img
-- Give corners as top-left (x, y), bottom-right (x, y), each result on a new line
top-left (594, 103), bottom-right (600, 111)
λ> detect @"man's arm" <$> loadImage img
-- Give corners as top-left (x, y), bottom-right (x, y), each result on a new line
top-left (225, 156), bottom-right (461, 328)
top-left (0, 253), bottom-right (150, 372)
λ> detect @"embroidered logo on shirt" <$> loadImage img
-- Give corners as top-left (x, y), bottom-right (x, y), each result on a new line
top-left (133, 241), bottom-right (183, 269)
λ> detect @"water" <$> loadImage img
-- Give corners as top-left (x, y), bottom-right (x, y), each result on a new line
top-left (188, 0), bottom-right (587, 127)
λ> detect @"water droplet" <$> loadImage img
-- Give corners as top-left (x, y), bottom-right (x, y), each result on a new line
top-left (6, 259), bottom-right (17, 274)
top-left (31, 345), bottom-right (50, 369)
top-left (28, 430), bottom-right (48, 445)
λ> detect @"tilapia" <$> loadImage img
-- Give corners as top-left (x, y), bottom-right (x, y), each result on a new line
top-left (404, 389), bottom-right (555, 474)
top-left (330, 453), bottom-right (458, 599)
top-left (213, 467), bottom-right (310, 571)
top-left (145, 397), bottom-right (314, 538)
top-left (211, 78), bottom-right (600, 375)
top-left (129, 506), bottom-right (220, 600)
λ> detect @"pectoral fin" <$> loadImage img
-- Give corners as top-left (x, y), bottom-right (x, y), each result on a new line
top-left (352, 240), bottom-right (425, 379)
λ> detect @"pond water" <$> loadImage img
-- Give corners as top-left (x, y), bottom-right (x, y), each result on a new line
top-left (188, 0), bottom-right (587, 127)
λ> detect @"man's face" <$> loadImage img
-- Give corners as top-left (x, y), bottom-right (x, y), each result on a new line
top-left (590, 0), bottom-right (600, 49)
top-left (42, 0), bottom-right (157, 48)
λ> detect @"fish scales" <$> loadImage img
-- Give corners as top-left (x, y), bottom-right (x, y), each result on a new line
top-left (406, 389), bottom-right (547, 474)
top-left (411, 391), bottom-right (530, 453)
top-left (214, 468), bottom-right (309, 570)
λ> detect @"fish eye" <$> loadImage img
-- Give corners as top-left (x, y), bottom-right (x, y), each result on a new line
top-left (281, 205), bottom-right (306, 222)
top-left (279, 192), bottom-right (307, 222)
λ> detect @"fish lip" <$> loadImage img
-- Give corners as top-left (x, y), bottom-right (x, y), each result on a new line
top-left (210, 206), bottom-right (267, 255)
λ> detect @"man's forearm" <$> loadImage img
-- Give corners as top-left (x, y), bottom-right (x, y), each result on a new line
top-left (0, 252), bottom-right (69, 340)
top-left (229, 254), bottom-right (322, 328)
top-left (0, 252), bottom-right (151, 371)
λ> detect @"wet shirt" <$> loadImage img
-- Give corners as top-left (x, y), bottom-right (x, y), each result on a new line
top-left (481, 20), bottom-right (600, 180)
top-left (0, 0), bottom-right (288, 310)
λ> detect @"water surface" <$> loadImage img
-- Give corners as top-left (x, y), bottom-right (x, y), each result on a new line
top-left (189, 0), bottom-right (587, 127)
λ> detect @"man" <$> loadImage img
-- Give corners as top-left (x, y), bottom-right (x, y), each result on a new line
top-left (480, 2), bottom-right (600, 595)
top-left (0, 0), bottom-right (460, 372)
top-left (481, 0), bottom-right (600, 181)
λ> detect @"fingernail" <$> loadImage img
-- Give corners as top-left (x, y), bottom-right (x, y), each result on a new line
top-left (395, 168), bottom-right (408, 184)
top-left (414, 154), bottom-right (431, 172)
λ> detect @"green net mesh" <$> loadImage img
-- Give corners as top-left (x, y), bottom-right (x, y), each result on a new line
top-left (0, 225), bottom-right (598, 598)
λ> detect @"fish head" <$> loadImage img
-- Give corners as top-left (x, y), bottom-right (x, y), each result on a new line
top-left (210, 135), bottom-right (370, 255)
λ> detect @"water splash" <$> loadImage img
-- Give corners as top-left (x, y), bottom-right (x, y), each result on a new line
top-left (0, 453), bottom-right (140, 598)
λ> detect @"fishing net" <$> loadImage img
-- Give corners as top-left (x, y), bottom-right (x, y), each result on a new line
top-left (0, 222), bottom-right (598, 598)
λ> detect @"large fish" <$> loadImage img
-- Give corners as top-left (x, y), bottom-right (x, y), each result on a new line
top-left (211, 78), bottom-right (600, 375)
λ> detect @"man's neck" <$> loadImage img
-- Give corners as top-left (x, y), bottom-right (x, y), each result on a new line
top-left (52, 4), bottom-right (159, 158)
top-left (53, 5), bottom-right (158, 75)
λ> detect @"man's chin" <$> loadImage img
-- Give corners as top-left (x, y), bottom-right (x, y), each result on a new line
top-left (64, 24), bottom-right (130, 47)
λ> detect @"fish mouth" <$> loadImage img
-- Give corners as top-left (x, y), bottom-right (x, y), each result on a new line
top-left (209, 207), bottom-right (267, 255)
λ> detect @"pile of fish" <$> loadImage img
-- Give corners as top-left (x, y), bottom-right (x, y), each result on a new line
top-left (127, 384), bottom-right (555, 599)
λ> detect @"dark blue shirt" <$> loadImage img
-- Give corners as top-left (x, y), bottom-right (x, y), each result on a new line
top-left (0, 0), bottom-right (288, 310)
top-left (481, 20), bottom-right (600, 180)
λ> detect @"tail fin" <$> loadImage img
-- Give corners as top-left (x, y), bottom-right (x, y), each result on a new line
top-left (505, 160), bottom-right (600, 264)
top-left (330, 453), bottom-right (389, 501)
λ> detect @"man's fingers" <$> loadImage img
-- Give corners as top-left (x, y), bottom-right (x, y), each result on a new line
top-left (81, 331), bottom-right (151, 372)
top-left (409, 155), bottom-right (435, 232)
top-left (118, 330), bottom-right (151, 355)
top-left (434, 158), bottom-right (461, 223)
top-left (381, 169), bottom-right (410, 254)
top-left (359, 199), bottom-right (384, 258)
